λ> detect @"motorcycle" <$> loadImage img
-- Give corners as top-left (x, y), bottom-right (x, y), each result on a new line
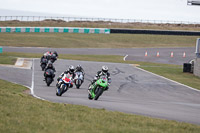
top-left (88, 75), bottom-right (108, 100)
top-left (40, 58), bottom-right (48, 71)
top-left (56, 73), bottom-right (73, 96)
top-left (74, 72), bottom-right (84, 89)
top-left (44, 69), bottom-right (55, 86)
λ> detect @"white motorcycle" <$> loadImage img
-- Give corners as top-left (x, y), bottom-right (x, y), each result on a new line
top-left (74, 71), bottom-right (84, 89)
top-left (56, 73), bottom-right (73, 96)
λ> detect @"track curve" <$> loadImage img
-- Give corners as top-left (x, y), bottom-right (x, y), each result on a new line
top-left (32, 59), bottom-right (200, 124)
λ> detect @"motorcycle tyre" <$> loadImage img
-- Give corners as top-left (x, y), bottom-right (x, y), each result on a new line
top-left (94, 87), bottom-right (104, 100)
top-left (41, 64), bottom-right (46, 71)
top-left (46, 77), bottom-right (52, 86)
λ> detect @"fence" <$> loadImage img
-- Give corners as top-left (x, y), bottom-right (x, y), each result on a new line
top-left (0, 16), bottom-right (200, 24)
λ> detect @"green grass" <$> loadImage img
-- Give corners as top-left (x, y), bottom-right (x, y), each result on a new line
top-left (0, 54), bottom-right (16, 65)
top-left (0, 79), bottom-right (200, 133)
top-left (1, 52), bottom-right (200, 90)
top-left (0, 33), bottom-right (198, 48)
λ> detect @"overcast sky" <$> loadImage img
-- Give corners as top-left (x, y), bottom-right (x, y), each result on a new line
top-left (0, 0), bottom-right (200, 22)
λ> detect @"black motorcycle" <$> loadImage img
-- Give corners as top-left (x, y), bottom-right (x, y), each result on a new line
top-left (44, 69), bottom-right (55, 86)
top-left (40, 58), bottom-right (48, 71)
top-left (50, 54), bottom-right (57, 63)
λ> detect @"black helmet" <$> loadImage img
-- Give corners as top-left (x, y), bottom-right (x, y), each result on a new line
top-left (76, 65), bottom-right (82, 71)
top-left (48, 62), bottom-right (53, 68)
top-left (102, 65), bottom-right (108, 73)
top-left (69, 65), bottom-right (75, 73)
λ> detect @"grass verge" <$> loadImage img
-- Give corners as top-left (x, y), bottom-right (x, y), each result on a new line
top-left (0, 33), bottom-right (198, 48)
top-left (0, 54), bottom-right (16, 65)
top-left (0, 79), bottom-right (200, 133)
top-left (1, 52), bottom-right (200, 90)
top-left (1, 21), bottom-right (200, 31)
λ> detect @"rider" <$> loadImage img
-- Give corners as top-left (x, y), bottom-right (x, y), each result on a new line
top-left (74, 65), bottom-right (85, 82)
top-left (88, 65), bottom-right (111, 91)
top-left (74, 65), bottom-right (85, 75)
top-left (44, 51), bottom-right (52, 60)
top-left (56, 65), bottom-right (76, 88)
top-left (52, 51), bottom-right (58, 58)
top-left (44, 62), bottom-right (56, 80)
top-left (44, 62), bottom-right (56, 72)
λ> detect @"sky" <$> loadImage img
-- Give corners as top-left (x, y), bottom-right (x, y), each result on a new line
top-left (0, 0), bottom-right (200, 22)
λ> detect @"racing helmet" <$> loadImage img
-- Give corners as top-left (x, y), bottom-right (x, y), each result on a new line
top-left (102, 65), bottom-right (108, 73)
top-left (69, 65), bottom-right (75, 73)
top-left (48, 62), bottom-right (53, 68)
top-left (53, 51), bottom-right (58, 56)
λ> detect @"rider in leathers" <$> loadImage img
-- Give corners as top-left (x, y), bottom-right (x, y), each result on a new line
top-left (56, 65), bottom-right (75, 88)
top-left (88, 65), bottom-right (111, 91)
top-left (74, 65), bottom-right (85, 83)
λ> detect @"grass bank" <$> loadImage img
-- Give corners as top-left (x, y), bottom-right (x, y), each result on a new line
top-left (0, 33), bottom-right (198, 48)
top-left (1, 21), bottom-right (200, 31)
top-left (1, 52), bottom-right (200, 90)
top-left (0, 54), bottom-right (16, 65)
top-left (0, 79), bottom-right (200, 133)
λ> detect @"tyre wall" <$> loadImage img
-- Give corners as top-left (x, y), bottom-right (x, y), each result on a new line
top-left (0, 27), bottom-right (110, 34)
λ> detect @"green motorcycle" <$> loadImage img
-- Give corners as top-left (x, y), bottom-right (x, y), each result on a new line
top-left (88, 75), bottom-right (108, 100)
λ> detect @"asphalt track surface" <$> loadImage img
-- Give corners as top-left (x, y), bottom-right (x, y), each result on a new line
top-left (1, 59), bottom-right (200, 124)
top-left (3, 46), bottom-right (196, 65)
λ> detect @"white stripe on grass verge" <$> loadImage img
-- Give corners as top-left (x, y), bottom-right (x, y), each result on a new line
top-left (135, 66), bottom-right (200, 92)
top-left (123, 55), bottom-right (128, 61)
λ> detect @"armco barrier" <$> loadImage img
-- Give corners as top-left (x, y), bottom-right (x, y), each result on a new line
top-left (110, 29), bottom-right (200, 36)
top-left (0, 27), bottom-right (110, 34)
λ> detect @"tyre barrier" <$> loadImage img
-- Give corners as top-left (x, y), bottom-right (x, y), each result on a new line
top-left (0, 27), bottom-right (110, 34)
top-left (110, 29), bottom-right (200, 36)
top-left (0, 27), bottom-right (200, 36)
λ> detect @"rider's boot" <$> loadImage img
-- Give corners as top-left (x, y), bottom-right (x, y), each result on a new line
top-left (88, 84), bottom-right (94, 95)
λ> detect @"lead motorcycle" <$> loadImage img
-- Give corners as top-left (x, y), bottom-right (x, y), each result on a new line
top-left (88, 75), bottom-right (109, 100)
top-left (56, 73), bottom-right (73, 96)
top-left (74, 71), bottom-right (84, 89)
top-left (44, 69), bottom-right (55, 86)
top-left (40, 58), bottom-right (48, 71)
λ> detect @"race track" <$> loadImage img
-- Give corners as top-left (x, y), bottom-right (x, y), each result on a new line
top-left (1, 58), bottom-right (200, 124)
top-left (3, 46), bottom-right (196, 65)
top-left (1, 47), bottom-right (200, 125)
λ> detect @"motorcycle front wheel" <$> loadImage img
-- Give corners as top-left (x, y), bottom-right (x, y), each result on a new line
top-left (46, 77), bottom-right (52, 86)
top-left (94, 87), bottom-right (104, 100)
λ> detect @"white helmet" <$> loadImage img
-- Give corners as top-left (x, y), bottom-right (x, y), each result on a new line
top-left (68, 65), bottom-right (75, 73)
top-left (102, 65), bottom-right (108, 73)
